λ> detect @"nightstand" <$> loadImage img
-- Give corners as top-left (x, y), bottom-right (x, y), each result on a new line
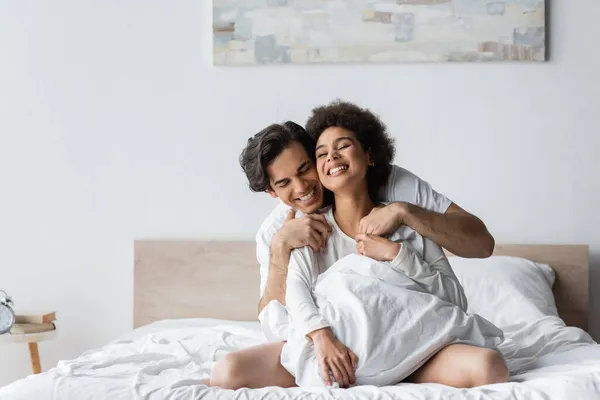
top-left (0, 330), bottom-right (58, 374)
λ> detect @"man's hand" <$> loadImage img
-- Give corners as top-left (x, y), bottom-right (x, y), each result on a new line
top-left (355, 233), bottom-right (401, 262)
top-left (274, 209), bottom-right (332, 252)
top-left (359, 203), bottom-right (407, 236)
top-left (308, 328), bottom-right (358, 388)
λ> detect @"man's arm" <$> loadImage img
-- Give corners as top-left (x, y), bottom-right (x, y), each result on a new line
top-left (257, 211), bottom-right (332, 314)
top-left (359, 202), bottom-right (494, 259)
top-left (400, 202), bottom-right (495, 259)
top-left (258, 238), bottom-right (290, 314)
top-left (366, 166), bottom-right (494, 259)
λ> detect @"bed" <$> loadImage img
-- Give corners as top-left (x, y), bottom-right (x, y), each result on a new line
top-left (1, 241), bottom-right (598, 400)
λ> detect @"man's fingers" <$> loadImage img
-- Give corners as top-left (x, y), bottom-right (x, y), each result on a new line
top-left (307, 236), bottom-right (320, 252)
top-left (309, 219), bottom-right (331, 237)
top-left (310, 231), bottom-right (323, 250)
top-left (355, 233), bottom-right (367, 242)
top-left (359, 217), bottom-right (374, 234)
top-left (319, 230), bottom-right (329, 248)
top-left (307, 214), bottom-right (332, 231)
top-left (359, 219), bottom-right (366, 234)
top-left (306, 220), bottom-right (330, 248)
top-left (286, 209), bottom-right (296, 221)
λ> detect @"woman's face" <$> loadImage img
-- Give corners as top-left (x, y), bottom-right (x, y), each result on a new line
top-left (315, 126), bottom-right (370, 194)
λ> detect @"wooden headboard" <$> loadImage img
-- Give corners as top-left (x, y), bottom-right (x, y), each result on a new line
top-left (134, 241), bottom-right (589, 331)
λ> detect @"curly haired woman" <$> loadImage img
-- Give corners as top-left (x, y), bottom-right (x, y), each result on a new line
top-left (278, 101), bottom-right (506, 388)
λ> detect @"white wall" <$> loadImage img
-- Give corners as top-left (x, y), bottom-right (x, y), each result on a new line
top-left (1, 0), bottom-right (599, 387)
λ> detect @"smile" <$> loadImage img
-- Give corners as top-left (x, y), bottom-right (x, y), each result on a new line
top-left (298, 189), bottom-right (315, 202)
top-left (327, 165), bottom-right (348, 176)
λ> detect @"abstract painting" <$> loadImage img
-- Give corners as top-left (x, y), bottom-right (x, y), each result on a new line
top-left (213, 0), bottom-right (546, 65)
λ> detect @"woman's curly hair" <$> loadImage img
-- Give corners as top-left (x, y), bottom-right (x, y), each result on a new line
top-left (305, 100), bottom-right (395, 200)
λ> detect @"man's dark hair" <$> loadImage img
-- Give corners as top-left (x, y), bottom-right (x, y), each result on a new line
top-left (305, 100), bottom-right (395, 200)
top-left (240, 121), bottom-right (316, 192)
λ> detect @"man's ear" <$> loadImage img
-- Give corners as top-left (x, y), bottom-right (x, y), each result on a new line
top-left (266, 189), bottom-right (279, 199)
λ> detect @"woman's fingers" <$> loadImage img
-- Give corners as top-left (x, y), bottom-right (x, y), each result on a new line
top-left (319, 359), bottom-right (332, 386)
top-left (333, 357), bottom-right (351, 388)
top-left (350, 351), bottom-right (359, 370)
top-left (339, 352), bottom-right (355, 386)
top-left (329, 361), bottom-right (346, 388)
top-left (345, 353), bottom-right (357, 384)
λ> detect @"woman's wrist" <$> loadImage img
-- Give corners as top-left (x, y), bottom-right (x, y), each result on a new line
top-left (386, 242), bottom-right (402, 261)
top-left (307, 327), bottom-right (333, 342)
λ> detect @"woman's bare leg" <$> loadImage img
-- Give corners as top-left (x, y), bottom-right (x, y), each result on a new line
top-left (409, 344), bottom-right (509, 388)
top-left (209, 341), bottom-right (296, 389)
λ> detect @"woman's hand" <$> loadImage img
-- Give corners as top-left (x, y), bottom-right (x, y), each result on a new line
top-left (355, 233), bottom-right (401, 262)
top-left (308, 328), bottom-right (358, 387)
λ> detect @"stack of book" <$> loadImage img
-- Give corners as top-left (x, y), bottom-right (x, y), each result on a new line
top-left (10, 311), bottom-right (57, 334)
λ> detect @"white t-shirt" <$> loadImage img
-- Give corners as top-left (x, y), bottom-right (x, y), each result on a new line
top-left (256, 165), bottom-right (453, 341)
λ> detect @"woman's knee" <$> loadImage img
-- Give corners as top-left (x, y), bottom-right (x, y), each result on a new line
top-left (210, 353), bottom-right (246, 390)
top-left (470, 349), bottom-right (509, 387)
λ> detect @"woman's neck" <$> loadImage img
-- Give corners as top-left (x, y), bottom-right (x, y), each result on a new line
top-left (333, 186), bottom-right (374, 240)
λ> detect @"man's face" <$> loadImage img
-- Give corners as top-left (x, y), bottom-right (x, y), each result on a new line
top-left (266, 141), bottom-right (324, 214)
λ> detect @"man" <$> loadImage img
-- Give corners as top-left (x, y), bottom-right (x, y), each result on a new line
top-left (209, 115), bottom-right (505, 389)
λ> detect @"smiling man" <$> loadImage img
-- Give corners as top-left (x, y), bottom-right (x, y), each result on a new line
top-left (208, 109), bottom-right (500, 389)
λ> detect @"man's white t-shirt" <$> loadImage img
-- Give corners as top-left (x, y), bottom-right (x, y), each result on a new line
top-left (256, 165), bottom-right (453, 341)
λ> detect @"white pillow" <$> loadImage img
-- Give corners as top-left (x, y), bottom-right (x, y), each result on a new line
top-left (448, 256), bottom-right (559, 328)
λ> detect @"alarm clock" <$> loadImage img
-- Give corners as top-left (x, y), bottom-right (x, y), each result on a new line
top-left (0, 290), bottom-right (15, 335)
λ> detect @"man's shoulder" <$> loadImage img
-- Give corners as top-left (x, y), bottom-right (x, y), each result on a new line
top-left (384, 164), bottom-right (451, 213)
top-left (256, 201), bottom-right (292, 242)
top-left (388, 164), bottom-right (423, 184)
top-left (319, 205), bottom-right (335, 222)
top-left (381, 165), bottom-right (425, 201)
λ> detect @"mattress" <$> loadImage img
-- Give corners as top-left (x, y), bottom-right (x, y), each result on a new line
top-left (1, 316), bottom-right (599, 400)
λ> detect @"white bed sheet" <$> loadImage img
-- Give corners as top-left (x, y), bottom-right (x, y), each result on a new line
top-left (1, 316), bottom-right (599, 400)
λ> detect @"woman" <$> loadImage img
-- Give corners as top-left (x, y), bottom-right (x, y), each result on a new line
top-left (278, 102), bottom-right (507, 388)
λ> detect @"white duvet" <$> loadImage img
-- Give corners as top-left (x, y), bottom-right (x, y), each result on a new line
top-left (1, 316), bottom-right (599, 400)
top-left (280, 253), bottom-right (504, 387)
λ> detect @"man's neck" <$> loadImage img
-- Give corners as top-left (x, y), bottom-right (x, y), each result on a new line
top-left (333, 185), bottom-right (374, 240)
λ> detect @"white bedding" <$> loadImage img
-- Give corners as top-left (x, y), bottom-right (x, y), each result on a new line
top-left (281, 253), bottom-right (503, 387)
top-left (1, 316), bottom-right (599, 400)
